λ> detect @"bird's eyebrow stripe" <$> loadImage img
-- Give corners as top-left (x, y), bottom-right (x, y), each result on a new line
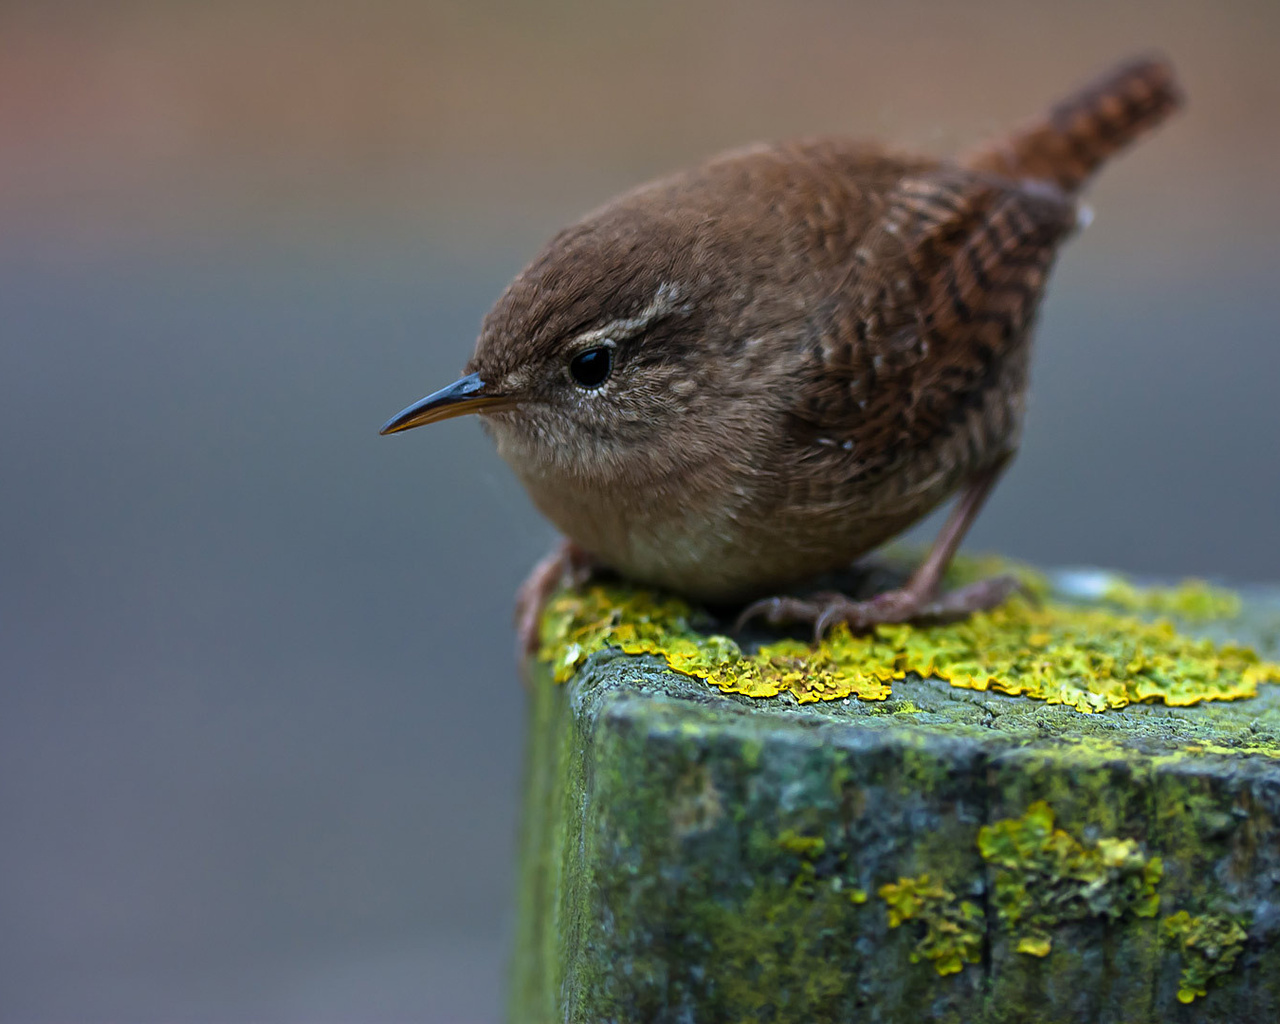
top-left (569, 282), bottom-right (686, 348)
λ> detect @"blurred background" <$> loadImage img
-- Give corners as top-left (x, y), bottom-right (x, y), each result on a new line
top-left (1, 1), bottom-right (1277, 1021)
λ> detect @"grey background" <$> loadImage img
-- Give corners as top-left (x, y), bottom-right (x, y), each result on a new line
top-left (2, 1), bottom-right (1277, 1021)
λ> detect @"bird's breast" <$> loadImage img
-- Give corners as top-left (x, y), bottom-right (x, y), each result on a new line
top-left (514, 460), bottom-right (761, 599)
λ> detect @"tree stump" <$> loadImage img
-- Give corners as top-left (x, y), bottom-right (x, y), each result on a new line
top-left (509, 567), bottom-right (1280, 1023)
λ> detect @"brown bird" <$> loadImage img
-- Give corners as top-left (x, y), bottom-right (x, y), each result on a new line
top-left (381, 55), bottom-right (1183, 656)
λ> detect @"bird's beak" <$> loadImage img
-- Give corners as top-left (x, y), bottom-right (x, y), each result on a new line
top-left (379, 372), bottom-right (511, 435)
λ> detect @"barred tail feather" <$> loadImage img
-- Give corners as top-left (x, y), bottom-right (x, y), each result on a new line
top-left (963, 55), bottom-right (1184, 194)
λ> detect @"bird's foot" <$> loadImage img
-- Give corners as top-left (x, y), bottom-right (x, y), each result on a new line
top-left (515, 539), bottom-right (594, 666)
top-left (735, 574), bottom-right (1022, 642)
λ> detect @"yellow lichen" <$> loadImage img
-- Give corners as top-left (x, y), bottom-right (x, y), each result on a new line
top-left (537, 574), bottom-right (1280, 713)
top-left (537, 585), bottom-right (895, 702)
top-left (1016, 935), bottom-right (1052, 957)
top-left (1098, 576), bottom-right (1243, 621)
top-left (877, 874), bottom-right (984, 976)
top-left (909, 601), bottom-right (1277, 712)
top-left (977, 801), bottom-right (1163, 957)
top-left (1161, 910), bottom-right (1249, 1004)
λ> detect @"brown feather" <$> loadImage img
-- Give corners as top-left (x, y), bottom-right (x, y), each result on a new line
top-left (962, 54), bottom-right (1183, 193)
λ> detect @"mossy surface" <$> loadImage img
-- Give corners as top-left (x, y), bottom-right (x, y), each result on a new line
top-left (537, 561), bottom-right (1280, 715)
top-left (512, 570), bottom-right (1280, 1024)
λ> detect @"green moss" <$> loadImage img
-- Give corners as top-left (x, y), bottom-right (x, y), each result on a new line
top-left (878, 874), bottom-right (984, 976)
top-left (537, 567), bottom-right (1280, 713)
top-left (675, 827), bottom-right (865, 1021)
top-left (694, 875), bottom-right (856, 1021)
top-left (777, 829), bottom-right (826, 859)
top-left (1161, 910), bottom-right (1249, 1004)
top-left (977, 801), bottom-right (1163, 957)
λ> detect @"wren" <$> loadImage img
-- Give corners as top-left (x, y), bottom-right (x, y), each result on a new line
top-left (381, 55), bottom-right (1183, 655)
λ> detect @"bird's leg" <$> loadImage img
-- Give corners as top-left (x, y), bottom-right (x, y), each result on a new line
top-left (515, 538), bottom-right (594, 663)
top-left (736, 454), bottom-right (1018, 640)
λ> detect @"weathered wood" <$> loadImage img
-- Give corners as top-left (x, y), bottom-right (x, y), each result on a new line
top-left (509, 578), bottom-right (1280, 1024)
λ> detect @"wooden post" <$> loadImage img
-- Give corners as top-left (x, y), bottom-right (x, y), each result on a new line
top-left (509, 571), bottom-right (1280, 1023)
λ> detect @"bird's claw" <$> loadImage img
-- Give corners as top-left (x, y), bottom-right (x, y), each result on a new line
top-left (736, 574), bottom-right (1022, 642)
top-left (515, 540), bottom-right (593, 672)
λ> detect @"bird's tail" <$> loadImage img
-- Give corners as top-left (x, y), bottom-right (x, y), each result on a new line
top-left (962, 55), bottom-right (1184, 194)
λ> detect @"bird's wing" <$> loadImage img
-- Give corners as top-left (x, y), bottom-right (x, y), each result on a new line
top-left (791, 166), bottom-right (1079, 478)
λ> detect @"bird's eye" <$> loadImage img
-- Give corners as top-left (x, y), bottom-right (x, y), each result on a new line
top-left (569, 346), bottom-right (613, 389)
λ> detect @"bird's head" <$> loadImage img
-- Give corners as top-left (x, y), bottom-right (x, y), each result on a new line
top-left (380, 200), bottom-right (781, 491)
